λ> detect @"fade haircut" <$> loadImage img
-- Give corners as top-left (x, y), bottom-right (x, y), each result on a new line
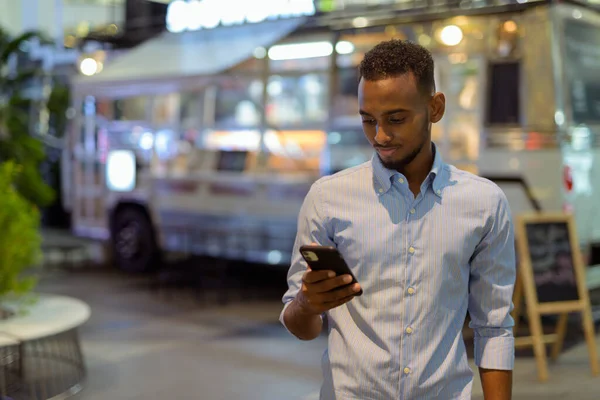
top-left (358, 39), bottom-right (436, 96)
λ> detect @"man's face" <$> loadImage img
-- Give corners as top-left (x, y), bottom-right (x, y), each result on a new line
top-left (358, 73), bottom-right (444, 170)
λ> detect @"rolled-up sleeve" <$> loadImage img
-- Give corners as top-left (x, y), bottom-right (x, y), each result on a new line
top-left (468, 190), bottom-right (516, 370)
top-left (279, 180), bottom-right (335, 332)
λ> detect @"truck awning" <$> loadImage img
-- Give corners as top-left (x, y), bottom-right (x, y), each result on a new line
top-left (73, 17), bottom-right (306, 89)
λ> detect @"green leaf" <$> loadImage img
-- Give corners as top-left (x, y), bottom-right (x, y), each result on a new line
top-left (0, 31), bottom-right (40, 66)
top-left (0, 161), bottom-right (41, 299)
top-left (0, 28), bottom-right (57, 208)
top-left (0, 69), bottom-right (40, 91)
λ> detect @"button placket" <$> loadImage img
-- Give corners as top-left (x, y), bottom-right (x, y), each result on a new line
top-left (402, 195), bottom-right (417, 384)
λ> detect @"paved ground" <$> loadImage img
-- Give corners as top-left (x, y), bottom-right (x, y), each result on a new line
top-left (34, 257), bottom-right (600, 400)
top-left (41, 228), bottom-right (108, 267)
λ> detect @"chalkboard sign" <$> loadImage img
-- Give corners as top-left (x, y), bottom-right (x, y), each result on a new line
top-left (524, 221), bottom-right (579, 303)
top-left (513, 212), bottom-right (600, 382)
top-left (563, 19), bottom-right (600, 124)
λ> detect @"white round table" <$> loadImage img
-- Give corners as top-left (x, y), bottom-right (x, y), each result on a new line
top-left (0, 294), bottom-right (91, 400)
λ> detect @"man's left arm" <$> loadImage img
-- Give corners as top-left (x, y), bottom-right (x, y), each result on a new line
top-left (468, 190), bottom-right (516, 400)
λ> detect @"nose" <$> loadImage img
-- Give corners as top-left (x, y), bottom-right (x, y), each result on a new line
top-left (374, 125), bottom-right (393, 146)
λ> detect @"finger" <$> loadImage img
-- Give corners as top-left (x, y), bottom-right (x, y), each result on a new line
top-left (310, 274), bottom-right (354, 293)
top-left (323, 293), bottom-right (357, 309)
top-left (319, 283), bottom-right (361, 302)
top-left (303, 284), bottom-right (360, 313)
top-left (303, 269), bottom-right (335, 284)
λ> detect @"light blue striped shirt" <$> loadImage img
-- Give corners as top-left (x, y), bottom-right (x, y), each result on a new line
top-left (281, 144), bottom-right (516, 400)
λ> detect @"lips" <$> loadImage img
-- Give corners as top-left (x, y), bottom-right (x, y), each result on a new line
top-left (376, 147), bottom-right (399, 157)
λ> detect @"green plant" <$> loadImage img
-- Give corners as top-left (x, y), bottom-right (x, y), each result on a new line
top-left (0, 27), bottom-right (55, 208)
top-left (47, 84), bottom-right (71, 138)
top-left (0, 161), bottom-right (40, 301)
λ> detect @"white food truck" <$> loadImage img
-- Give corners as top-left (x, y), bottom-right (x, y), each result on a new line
top-left (64, 0), bottom-right (600, 272)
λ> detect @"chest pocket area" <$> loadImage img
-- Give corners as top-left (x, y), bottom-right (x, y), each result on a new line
top-left (435, 229), bottom-right (475, 311)
top-left (333, 217), bottom-right (404, 302)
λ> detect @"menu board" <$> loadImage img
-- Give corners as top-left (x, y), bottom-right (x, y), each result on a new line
top-left (515, 213), bottom-right (599, 381)
top-left (563, 19), bottom-right (600, 124)
top-left (523, 221), bottom-right (580, 303)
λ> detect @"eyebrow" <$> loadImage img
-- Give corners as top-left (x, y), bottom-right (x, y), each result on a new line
top-left (359, 108), bottom-right (410, 116)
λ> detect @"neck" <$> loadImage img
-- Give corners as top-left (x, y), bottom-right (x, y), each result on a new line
top-left (397, 142), bottom-right (434, 192)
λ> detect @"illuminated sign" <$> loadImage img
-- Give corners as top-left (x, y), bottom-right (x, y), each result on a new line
top-left (166, 0), bottom-right (316, 33)
top-left (315, 0), bottom-right (403, 11)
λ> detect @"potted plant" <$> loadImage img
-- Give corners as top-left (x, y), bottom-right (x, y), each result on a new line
top-left (0, 161), bottom-right (41, 319)
top-left (0, 27), bottom-right (55, 208)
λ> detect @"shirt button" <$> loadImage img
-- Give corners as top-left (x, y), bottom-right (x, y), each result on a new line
top-left (436, 189), bottom-right (441, 195)
top-left (378, 188), bottom-right (384, 193)
top-left (407, 287), bottom-right (415, 295)
top-left (406, 327), bottom-right (413, 334)
top-left (404, 367), bottom-right (411, 375)
top-left (409, 246), bottom-right (415, 254)
top-left (398, 178), bottom-right (405, 184)
top-left (410, 209), bottom-right (416, 214)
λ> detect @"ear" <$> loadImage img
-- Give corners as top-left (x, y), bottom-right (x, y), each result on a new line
top-left (429, 92), bottom-right (446, 123)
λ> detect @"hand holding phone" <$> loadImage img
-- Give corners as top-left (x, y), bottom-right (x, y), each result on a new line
top-left (297, 245), bottom-right (362, 315)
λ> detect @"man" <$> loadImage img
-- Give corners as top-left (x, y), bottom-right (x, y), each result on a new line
top-left (280, 39), bottom-right (516, 399)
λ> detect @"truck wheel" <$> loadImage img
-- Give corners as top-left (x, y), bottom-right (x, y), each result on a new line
top-left (111, 207), bottom-right (159, 273)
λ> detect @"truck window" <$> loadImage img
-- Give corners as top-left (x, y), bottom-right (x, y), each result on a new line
top-left (486, 61), bottom-right (520, 125)
top-left (113, 96), bottom-right (148, 121)
top-left (266, 73), bottom-right (329, 128)
top-left (215, 77), bottom-right (263, 129)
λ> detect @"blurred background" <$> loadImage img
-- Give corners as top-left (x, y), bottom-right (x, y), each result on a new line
top-left (1, 0), bottom-right (600, 399)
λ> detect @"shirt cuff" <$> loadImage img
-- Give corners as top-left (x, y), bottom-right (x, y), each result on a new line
top-left (279, 301), bottom-right (294, 333)
top-left (279, 300), bottom-right (324, 335)
top-left (474, 333), bottom-right (515, 370)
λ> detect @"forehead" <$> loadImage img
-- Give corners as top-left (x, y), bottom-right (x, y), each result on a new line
top-left (358, 74), bottom-right (421, 112)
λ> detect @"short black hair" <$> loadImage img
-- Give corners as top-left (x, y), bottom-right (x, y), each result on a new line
top-left (359, 39), bottom-right (435, 96)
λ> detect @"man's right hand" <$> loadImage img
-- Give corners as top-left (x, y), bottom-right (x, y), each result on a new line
top-left (296, 267), bottom-right (362, 316)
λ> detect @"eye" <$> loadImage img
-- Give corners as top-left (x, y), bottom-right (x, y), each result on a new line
top-left (361, 119), bottom-right (376, 125)
top-left (389, 118), bottom-right (405, 124)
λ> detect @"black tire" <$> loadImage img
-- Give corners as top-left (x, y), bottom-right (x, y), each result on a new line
top-left (111, 207), bottom-right (160, 273)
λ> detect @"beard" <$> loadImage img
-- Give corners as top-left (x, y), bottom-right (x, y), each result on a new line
top-left (378, 117), bottom-right (431, 171)
top-left (378, 143), bottom-right (424, 171)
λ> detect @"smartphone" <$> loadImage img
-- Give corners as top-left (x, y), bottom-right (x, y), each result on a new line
top-left (299, 245), bottom-right (363, 296)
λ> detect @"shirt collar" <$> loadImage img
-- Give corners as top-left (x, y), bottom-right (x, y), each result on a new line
top-left (372, 142), bottom-right (447, 197)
